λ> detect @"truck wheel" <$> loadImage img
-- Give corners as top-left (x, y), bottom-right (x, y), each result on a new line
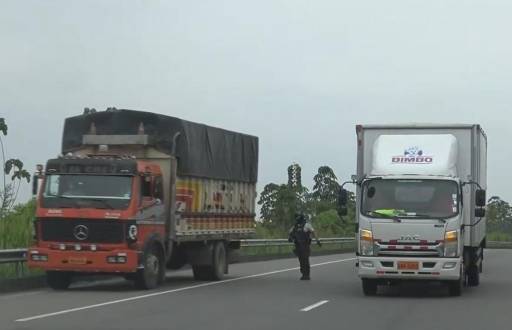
top-left (362, 279), bottom-right (378, 296)
top-left (192, 242), bottom-right (227, 281)
top-left (467, 265), bottom-right (480, 287)
top-left (211, 241), bottom-right (227, 280)
top-left (135, 245), bottom-right (164, 290)
top-left (46, 271), bottom-right (72, 290)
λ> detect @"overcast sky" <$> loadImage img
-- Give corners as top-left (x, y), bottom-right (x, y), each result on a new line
top-left (2, 0), bottom-right (512, 204)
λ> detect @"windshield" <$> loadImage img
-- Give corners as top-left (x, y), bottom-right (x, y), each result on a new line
top-left (361, 179), bottom-right (459, 219)
top-left (42, 174), bottom-right (133, 209)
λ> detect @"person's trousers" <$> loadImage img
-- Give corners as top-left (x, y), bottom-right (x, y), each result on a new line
top-left (295, 244), bottom-right (311, 277)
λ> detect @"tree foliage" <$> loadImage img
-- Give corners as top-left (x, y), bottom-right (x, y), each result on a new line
top-left (258, 164), bottom-right (309, 233)
top-left (1, 118), bottom-right (31, 219)
top-left (4, 159), bottom-right (30, 182)
top-left (0, 118), bottom-right (7, 136)
top-left (312, 166), bottom-right (339, 203)
top-left (487, 196), bottom-right (512, 225)
top-left (257, 163), bottom-right (355, 237)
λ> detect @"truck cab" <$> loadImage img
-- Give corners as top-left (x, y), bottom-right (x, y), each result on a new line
top-left (339, 125), bottom-right (487, 296)
top-left (29, 156), bottom-right (168, 289)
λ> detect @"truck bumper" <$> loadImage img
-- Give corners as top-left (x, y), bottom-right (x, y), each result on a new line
top-left (27, 247), bottom-right (140, 273)
top-left (358, 256), bottom-right (461, 281)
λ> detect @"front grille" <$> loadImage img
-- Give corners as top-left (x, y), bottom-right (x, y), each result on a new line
top-left (39, 218), bottom-right (131, 244)
top-left (375, 240), bottom-right (442, 257)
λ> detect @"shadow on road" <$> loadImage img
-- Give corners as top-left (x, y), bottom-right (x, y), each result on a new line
top-left (67, 274), bottom-right (200, 293)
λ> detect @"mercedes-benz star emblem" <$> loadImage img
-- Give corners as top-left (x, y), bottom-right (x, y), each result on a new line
top-left (73, 225), bottom-right (89, 241)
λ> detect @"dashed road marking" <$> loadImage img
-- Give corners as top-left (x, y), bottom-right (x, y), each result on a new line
top-left (301, 300), bottom-right (330, 312)
top-left (16, 257), bottom-right (355, 322)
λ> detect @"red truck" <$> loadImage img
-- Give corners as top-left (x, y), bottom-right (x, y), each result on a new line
top-left (28, 109), bottom-right (258, 289)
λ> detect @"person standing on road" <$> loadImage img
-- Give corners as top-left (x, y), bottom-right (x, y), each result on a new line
top-left (288, 213), bottom-right (321, 280)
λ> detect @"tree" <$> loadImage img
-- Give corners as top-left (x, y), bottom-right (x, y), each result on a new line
top-left (258, 183), bottom-right (280, 224)
top-left (288, 163), bottom-right (302, 188)
top-left (487, 196), bottom-right (512, 225)
top-left (257, 163), bottom-right (356, 237)
top-left (0, 118), bottom-right (31, 219)
top-left (312, 166), bottom-right (339, 203)
top-left (258, 163), bottom-right (309, 233)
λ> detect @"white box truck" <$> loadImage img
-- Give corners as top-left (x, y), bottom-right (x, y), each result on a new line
top-left (338, 124), bottom-right (487, 296)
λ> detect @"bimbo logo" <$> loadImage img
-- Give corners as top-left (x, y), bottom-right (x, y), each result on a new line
top-left (392, 146), bottom-right (433, 164)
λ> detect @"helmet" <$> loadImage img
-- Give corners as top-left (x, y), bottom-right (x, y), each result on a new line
top-left (295, 213), bottom-right (306, 224)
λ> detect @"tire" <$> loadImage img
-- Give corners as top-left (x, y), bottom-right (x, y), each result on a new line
top-left (210, 242), bottom-right (227, 280)
top-left (479, 250), bottom-right (484, 273)
top-left (362, 279), bottom-right (378, 296)
top-left (135, 245), bottom-right (164, 290)
top-left (467, 265), bottom-right (480, 287)
top-left (46, 271), bottom-right (72, 290)
top-left (192, 242), bottom-right (227, 281)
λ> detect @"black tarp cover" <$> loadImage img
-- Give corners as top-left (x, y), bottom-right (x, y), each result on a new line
top-left (62, 109), bottom-right (258, 183)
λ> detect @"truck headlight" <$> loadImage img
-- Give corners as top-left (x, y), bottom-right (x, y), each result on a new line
top-left (444, 230), bottom-right (458, 257)
top-left (360, 229), bottom-right (374, 256)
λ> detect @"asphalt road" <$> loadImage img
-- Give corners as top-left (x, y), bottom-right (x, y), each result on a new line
top-left (1, 249), bottom-right (511, 330)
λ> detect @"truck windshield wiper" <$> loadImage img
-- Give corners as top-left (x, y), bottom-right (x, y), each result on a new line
top-left (369, 209), bottom-right (403, 222)
top-left (402, 213), bottom-right (447, 223)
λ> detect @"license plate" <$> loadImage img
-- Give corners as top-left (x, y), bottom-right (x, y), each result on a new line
top-left (398, 261), bottom-right (419, 270)
top-left (68, 257), bottom-right (87, 265)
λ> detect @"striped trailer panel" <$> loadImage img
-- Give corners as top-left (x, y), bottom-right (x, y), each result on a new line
top-left (175, 177), bottom-right (256, 237)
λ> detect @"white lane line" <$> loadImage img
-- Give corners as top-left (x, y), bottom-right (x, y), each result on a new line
top-left (301, 300), bottom-right (329, 312)
top-left (16, 257), bottom-right (355, 322)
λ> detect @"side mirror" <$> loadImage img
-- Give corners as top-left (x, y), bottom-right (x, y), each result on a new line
top-left (475, 208), bottom-right (486, 218)
top-left (338, 188), bottom-right (348, 207)
top-left (475, 189), bottom-right (486, 207)
top-left (32, 175), bottom-right (39, 195)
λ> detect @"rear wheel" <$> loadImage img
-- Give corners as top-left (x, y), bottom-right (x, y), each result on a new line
top-left (46, 271), bottom-right (72, 290)
top-left (192, 242), bottom-right (227, 281)
top-left (362, 279), bottom-right (378, 296)
top-left (211, 242), bottom-right (227, 280)
top-left (135, 245), bottom-right (164, 290)
top-left (467, 265), bottom-right (480, 287)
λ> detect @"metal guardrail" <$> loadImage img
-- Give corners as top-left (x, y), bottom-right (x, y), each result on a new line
top-left (0, 239), bottom-right (355, 265)
top-left (0, 249), bottom-right (26, 265)
top-left (0, 249), bottom-right (28, 277)
top-left (487, 240), bottom-right (512, 248)
top-left (2, 239), bottom-right (511, 265)
top-left (240, 237), bottom-right (355, 247)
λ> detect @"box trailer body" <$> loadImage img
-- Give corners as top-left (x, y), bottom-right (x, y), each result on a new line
top-left (28, 109), bottom-right (258, 289)
top-left (353, 124), bottom-right (487, 296)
